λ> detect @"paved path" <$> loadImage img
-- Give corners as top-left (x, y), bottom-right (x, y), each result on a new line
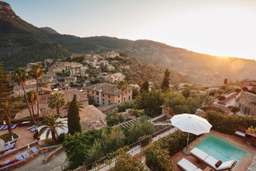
top-left (15, 151), bottom-right (67, 171)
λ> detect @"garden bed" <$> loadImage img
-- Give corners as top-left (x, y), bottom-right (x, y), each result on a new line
top-left (0, 133), bottom-right (18, 142)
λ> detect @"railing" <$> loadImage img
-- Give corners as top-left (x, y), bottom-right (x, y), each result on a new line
top-left (78, 126), bottom-right (174, 171)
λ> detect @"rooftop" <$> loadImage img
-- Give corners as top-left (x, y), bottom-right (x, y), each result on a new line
top-left (86, 83), bottom-right (123, 96)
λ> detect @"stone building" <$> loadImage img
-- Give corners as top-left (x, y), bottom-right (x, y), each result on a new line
top-left (85, 83), bottom-right (132, 106)
top-left (237, 90), bottom-right (256, 115)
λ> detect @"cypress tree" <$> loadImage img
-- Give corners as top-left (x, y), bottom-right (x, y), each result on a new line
top-left (67, 95), bottom-right (81, 134)
top-left (161, 69), bottom-right (170, 91)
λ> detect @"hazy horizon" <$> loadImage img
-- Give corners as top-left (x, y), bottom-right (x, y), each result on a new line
top-left (4, 0), bottom-right (256, 60)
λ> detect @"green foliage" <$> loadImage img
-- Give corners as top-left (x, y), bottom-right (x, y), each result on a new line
top-left (125, 117), bottom-right (154, 144)
top-left (67, 95), bottom-right (81, 134)
top-left (163, 91), bottom-right (204, 114)
top-left (64, 117), bottom-right (155, 169)
top-left (0, 132), bottom-right (18, 142)
top-left (154, 131), bottom-right (195, 155)
top-left (136, 90), bottom-right (163, 117)
top-left (102, 127), bottom-right (126, 153)
top-left (63, 132), bottom-right (98, 169)
top-left (117, 101), bottom-right (136, 112)
top-left (48, 92), bottom-right (65, 114)
top-left (38, 114), bottom-right (66, 143)
top-left (207, 111), bottom-right (256, 134)
top-left (161, 69), bottom-right (170, 91)
top-left (112, 150), bottom-right (145, 171)
top-left (106, 113), bottom-right (125, 126)
top-left (145, 144), bottom-right (173, 171)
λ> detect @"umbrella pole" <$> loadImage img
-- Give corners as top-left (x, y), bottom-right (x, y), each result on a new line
top-left (186, 133), bottom-right (190, 154)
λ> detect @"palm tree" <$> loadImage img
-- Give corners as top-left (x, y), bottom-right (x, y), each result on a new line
top-left (38, 115), bottom-right (67, 143)
top-left (2, 101), bottom-right (13, 136)
top-left (14, 68), bottom-right (35, 123)
top-left (48, 92), bottom-right (65, 115)
top-left (30, 64), bottom-right (43, 119)
top-left (0, 65), bottom-right (13, 136)
top-left (27, 91), bottom-right (37, 122)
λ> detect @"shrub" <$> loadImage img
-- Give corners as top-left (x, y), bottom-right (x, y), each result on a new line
top-left (106, 113), bottom-right (125, 126)
top-left (145, 144), bottom-right (173, 171)
top-left (125, 117), bottom-right (154, 144)
top-left (0, 132), bottom-right (18, 142)
top-left (112, 150), bottom-right (145, 171)
top-left (117, 101), bottom-right (136, 112)
top-left (154, 131), bottom-right (195, 155)
top-left (207, 111), bottom-right (256, 134)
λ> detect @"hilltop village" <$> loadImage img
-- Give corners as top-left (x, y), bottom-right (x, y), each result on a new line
top-left (0, 50), bottom-right (256, 171)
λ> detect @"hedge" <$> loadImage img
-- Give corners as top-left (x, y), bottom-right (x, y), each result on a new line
top-left (206, 111), bottom-right (256, 134)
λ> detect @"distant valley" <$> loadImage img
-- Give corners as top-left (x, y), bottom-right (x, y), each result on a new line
top-left (1, 1), bottom-right (256, 85)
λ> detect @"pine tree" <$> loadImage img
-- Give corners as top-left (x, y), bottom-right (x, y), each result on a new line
top-left (161, 69), bottom-right (170, 91)
top-left (67, 95), bottom-right (81, 134)
top-left (0, 65), bottom-right (14, 136)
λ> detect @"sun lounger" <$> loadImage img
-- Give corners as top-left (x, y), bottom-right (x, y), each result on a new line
top-left (10, 124), bottom-right (17, 129)
top-left (2, 125), bottom-right (7, 130)
top-left (178, 158), bottom-right (203, 171)
top-left (21, 151), bottom-right (30, 159)
top-left (30, 146), bottom-right (39, 154)
top-left (191, 148), bottom-right (237, 170)
top-left (235, 131), bottom-right (246, 138)
top-left (16, 154), bottom-right (25, 161)
top-left (4, 142), bottom-right (15, 151)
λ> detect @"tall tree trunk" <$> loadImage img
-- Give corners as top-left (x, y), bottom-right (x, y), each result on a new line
top-left (21, 83), bottom-right (35, 124)
top-left (5, 105), bottom-right (12, 136)
top-left (56, 106), bottom-right (60, 115)
top-left (51, 129), bottom-right (57, 143)
top-left (36, 78), bottom-right (40, 120)
top-left (31, 103), bottom-right (35, 120)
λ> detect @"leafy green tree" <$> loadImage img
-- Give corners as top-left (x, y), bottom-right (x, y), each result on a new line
top-left (145, 144), bottom-right (173, 171)
top-left (0, 65), bottom-right (14, 136)
top-left (38, 114), bottom-right (66, 143)
top-left (67, 95), bottom-right (81, 134)
top-left (63, 130), bottom-right (102, 169)
top-left (163, 91), bottom-right (204, 114)
top-left (136, 90), bottom-right (163, 117)
top-left (125, 117), bottom-right (154, 144)
top-left (48, 92), bottom-right (65, 115)
top-left (30, 64), bottom-right (43, 119)
top-left (113, 150), bottom-right (145, 171)
top-left (102, 127), bottom-right (125, 153)
top-left (106, 113), bottom-right (125, 126)
top-left (27, 91), bottom-right (37, 121)
top-left (161, 69), bottom-right (170, 91)
top-left (14, 68), bottom-right (35, 123)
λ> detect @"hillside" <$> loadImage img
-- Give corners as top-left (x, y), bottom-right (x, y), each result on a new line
top-left (1, 1), bottom-right (256, 85)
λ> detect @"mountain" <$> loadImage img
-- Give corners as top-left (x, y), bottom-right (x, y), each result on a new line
top-left (1, 1), bottom-right (256, 85)
top-left (40, 27), bottom-right (59, 34)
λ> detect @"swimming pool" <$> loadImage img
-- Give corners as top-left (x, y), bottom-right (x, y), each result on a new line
top-left (196, 135), bottom-right (247, 162)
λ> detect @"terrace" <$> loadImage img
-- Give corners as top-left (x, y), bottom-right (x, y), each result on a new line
top-left (173, 131), bottom-right (256, 171)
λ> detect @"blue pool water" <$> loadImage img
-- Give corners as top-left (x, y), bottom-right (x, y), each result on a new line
top-left (196, 135), bottom-right (247, 162)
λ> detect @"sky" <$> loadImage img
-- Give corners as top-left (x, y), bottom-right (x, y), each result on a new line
top-left (4, 0), bottom-right (256, 59)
